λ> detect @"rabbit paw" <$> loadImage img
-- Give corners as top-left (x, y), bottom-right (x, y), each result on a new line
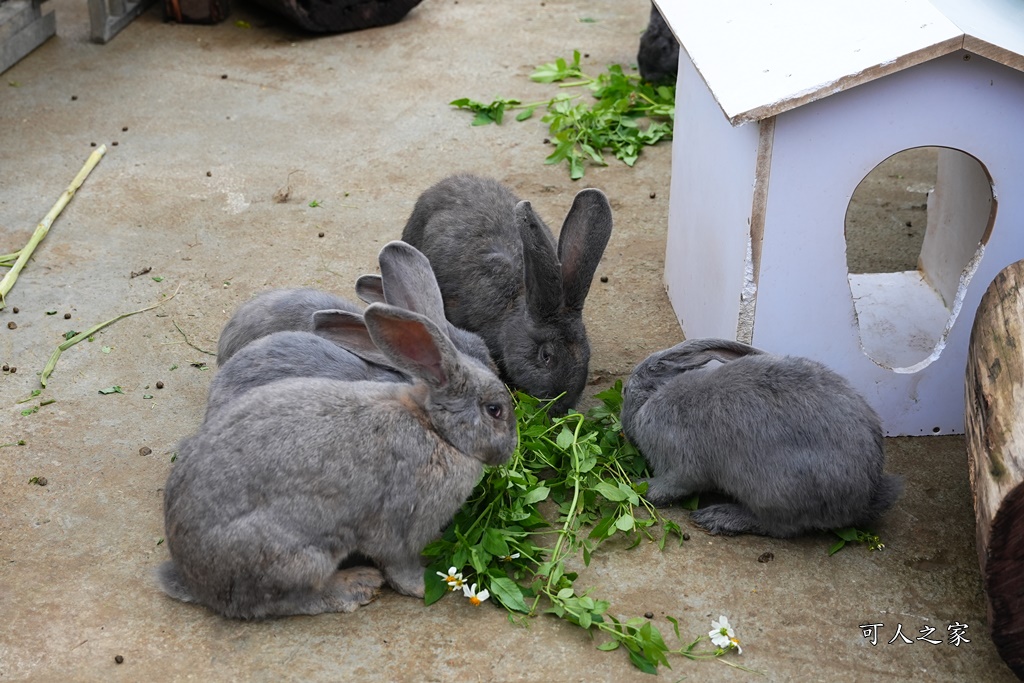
top-left (690, 503), bottom-right (764, 536)
top-left (384, 564), bottom-right (427, 599)
top-left (327, 566), bottom-right (386, 613)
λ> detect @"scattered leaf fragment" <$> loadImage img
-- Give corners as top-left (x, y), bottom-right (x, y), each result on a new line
top-left (98, 386), bottom-right (124, 395)
top-left (15, 389), bottom-right (42, 404)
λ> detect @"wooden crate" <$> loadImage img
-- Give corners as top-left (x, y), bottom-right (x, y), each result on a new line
top-left (87, 0), bottom-right (157, 44)
top-left (0, 0), bottom-right (55, 74)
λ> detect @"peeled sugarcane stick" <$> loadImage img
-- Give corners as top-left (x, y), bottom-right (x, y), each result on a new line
top-left (0, 145), bottom-right (107, 309)
top-left (39, 284), bottom-right (181, 387)
top-left (965, 258), bottom-right (1024, 679)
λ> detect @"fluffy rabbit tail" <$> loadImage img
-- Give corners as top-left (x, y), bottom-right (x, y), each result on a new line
top-left (156, 561), bottom-right (197, 603)
top-left (865, 474), bottom-right (904, 520)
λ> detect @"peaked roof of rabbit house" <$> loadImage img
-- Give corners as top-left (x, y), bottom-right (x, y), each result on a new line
top-left (655, 0), bottom-right (1024, 126)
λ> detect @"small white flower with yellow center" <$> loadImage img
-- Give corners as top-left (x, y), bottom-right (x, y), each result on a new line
top-left (462, 582), bottom-right (490, 606)
top-left (500, 552), bottom-right (521, 562)
top-left (436, 566), bottom-right (465, 590)
top-left (710, 615), bottom-right (742, 654)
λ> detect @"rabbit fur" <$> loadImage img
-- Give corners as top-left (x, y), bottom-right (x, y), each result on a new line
top-left (401, 174), bottom-right (612, 414)
top-left (204, 320), bottom-right (405, 422)
top-left (217, 246), bottom-right (491, 371)
top-left (159, 302), bottom-right (517, 619)
top-left (205, 241), bottom-right (495, 420)
top-left (216, 288), bottom-right (361, 365)
top-left (637, 3), bottom-right (679, 85)
top-left (621, 338), bottom-right (902, 538)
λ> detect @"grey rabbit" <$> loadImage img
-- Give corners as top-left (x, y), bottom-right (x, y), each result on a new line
top-left (203, 315), bottom-right (405, 422)
top-left (216, 288), bottom-right (361, 365)
top-left (204, 242), bottom-right (495, 419)
top-left (357, 241), bottom-right (495, 373)
top-left (621, 338), bottom-right (902, 538)
top-left (158, 302), bottom-right (517, 619)
top-left (215, 242), bottom-right (492, 368)
top-left (637, 3), bottom-right (679, 84)
top-left (402, 174), bottom-right (612, 414)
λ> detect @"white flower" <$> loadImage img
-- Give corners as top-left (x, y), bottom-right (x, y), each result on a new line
top-left (710, 615), bottom-right (742, 654)
top-left (500, 552), bottom-right (521, 562)
top-left (462, 582), bottom-right (490, 606)
top-left (436, 566), bottom-right (465, 590)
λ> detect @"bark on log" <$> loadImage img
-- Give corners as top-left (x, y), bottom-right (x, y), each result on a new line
top-left (966, 258), bottom-right (1024, 680)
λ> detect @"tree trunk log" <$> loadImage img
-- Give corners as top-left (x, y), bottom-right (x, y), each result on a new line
top-left (966, 258), bottom-right (1024, 680)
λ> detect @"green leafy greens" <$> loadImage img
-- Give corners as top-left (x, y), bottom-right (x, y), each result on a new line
top-left (422, 382), bottom-right (742, 674)
top-left (451, 51), bottom-right (674, 179)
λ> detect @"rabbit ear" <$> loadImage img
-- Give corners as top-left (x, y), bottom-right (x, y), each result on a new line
top-left (363, 303), bottom-right (458, 388)
top-left (355, 275), bottom-right (386, 304)
top-left (515, 200), bottom-right (563, 320)
top-left (557, 188), bottom-right (612, 312)
top-left (661, 338), bottom-right (765, 370)
top-left (377, 240), bottom-right (448, 328)
top-left (311, 309), bottom-right (393, 367)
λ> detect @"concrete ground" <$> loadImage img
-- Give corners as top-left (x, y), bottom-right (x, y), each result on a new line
top-left (0, 1), bottom-right (1016, 680)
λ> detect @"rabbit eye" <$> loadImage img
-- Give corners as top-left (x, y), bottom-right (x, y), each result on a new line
top-left (485, 403), bottom-right (504, 420)
top-left (539, 346), bottom-right (553, 367)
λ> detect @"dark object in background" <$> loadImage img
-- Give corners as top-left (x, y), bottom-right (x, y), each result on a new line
top-left (250, 0), bottom-right (423, 33)
top-left (637, 3), bottom-right (679, 84)
top-left (165, 0), bottom-right (230, 23)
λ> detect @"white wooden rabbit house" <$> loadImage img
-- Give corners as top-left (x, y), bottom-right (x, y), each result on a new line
top-left (655, 0), bottom-right (1024, 436)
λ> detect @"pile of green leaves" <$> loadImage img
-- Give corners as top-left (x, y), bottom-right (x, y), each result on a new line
top-left (829, 527), bottom-right (886, 555)
top-left (422, 382), bottom-right (730, 674)
top-left (451, 51), bottom-right (675, 179)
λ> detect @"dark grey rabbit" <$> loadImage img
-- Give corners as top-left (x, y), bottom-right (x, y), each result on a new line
top-left (637, 3), bottom-right (679, 84)
top-left (402, 175), bottom-right (612, 414)
top-left (621, 338), bottom-right (902, 538)
top-left (216, 288), bottom-right (361, 365)
top-left (159, 302), bottom-right (517, 619)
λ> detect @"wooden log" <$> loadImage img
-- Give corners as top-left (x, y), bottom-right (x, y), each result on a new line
top-left (965, 257), bottom-right (1024, 680)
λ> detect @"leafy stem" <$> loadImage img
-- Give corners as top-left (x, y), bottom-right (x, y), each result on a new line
top-left (422, 383), bottom-right (736, 674)
top-left (450, 50), bottom-right (674, 178)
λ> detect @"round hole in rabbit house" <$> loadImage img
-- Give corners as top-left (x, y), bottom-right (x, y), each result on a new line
top-left (844, 147), bottom-right (995, 373)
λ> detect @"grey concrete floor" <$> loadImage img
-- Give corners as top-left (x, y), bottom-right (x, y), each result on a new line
top-left (0, 1), bottom-right (1016, 681)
